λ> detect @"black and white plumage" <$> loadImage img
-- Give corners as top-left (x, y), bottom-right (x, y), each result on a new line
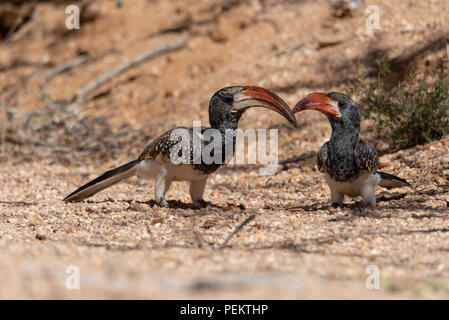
top-left (63, 86), bottom-right (297, 208)
top-left (294, 92), bottom-right (409, 208)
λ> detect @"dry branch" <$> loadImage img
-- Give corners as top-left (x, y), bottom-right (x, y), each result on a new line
top-left (279, 151), bottom-right (316, 165)
top-left (70, 35), bottom-right (188, 115)
top-left (40, 54), bottom-right (88, 100)
top-left (0, 200), bottom-right (37, 206)
top-left (219, 214), bottom-right (256, 249)
top-left (1, 16), bottom-right (23, 48)
top-left (4, 56), bottom-right (49, 103)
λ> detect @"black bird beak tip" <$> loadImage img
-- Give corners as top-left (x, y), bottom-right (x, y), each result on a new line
top-left (232, 86), bottom-right (298, 127)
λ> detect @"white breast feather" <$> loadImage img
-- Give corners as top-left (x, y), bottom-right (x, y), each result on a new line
top-left (324, 171), bottom-right (380, 198)
top-left (137, 159), bottom-right (207, 182)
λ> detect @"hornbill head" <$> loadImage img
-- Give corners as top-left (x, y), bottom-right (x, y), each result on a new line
top-left (293, 92), bottom-right (361, 127)
top-left (209, 86), bottom-right (297, 129)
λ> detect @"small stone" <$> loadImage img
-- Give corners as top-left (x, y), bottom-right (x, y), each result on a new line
top-left (202, 219), bottom-right (216, 229)
top-left (35, 233), bottom-right (47, 240)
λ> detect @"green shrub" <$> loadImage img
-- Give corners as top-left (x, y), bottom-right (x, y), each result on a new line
top-left (349, 57), bottom-right (449, 150)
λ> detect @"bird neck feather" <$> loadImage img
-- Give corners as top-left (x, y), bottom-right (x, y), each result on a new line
top-left (329, 121), bottom-right (360, 148)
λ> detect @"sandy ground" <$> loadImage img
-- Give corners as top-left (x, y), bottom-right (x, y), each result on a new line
top-left (1, 0), bottom-right (449, 299)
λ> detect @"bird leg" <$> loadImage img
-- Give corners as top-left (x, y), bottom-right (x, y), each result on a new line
top-left (154, 174), bottom-right (173, 208)
top-left (329, 186), bottom-right (344, 207)
top-left (190, 178), bottom-right (208, 208)
top-left (361, 185), bottom-right (376, 209)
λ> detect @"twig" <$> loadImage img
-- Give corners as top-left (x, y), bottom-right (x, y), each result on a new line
top-left (40, 54), bottom-right (88, 100)
top-left (1, 16), bottom-right (23, 48)
top-left (219, 214), bottom-right (256, 249)
top-left (0, 200), bottom-right (37, 206)
top-left (4, 55), bottom-right (49, 103)
top-left (17, 55), bottom-right (88, 130)
top-left (69, 35), bottom-right (188, 115)
top-left (279, 151), bottom-right (316, 165)
top-left (273, 41), bottom-right (303, 57)
top-left (0, 99), bottom-right (8, 157)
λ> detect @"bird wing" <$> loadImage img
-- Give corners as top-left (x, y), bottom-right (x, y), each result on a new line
top-left (316, 142), bottom-right (328, 173)
top-left (138, 127), bottom-right (189, 163)
top-left (354, 140), bottom-right (378, 173)
top-left (138, 126), bottom-right (209, 164)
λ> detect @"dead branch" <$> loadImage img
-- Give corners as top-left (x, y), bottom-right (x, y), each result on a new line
top-left (1, 16), bottom-right (23, 49)
top-left (279, 151), bottom-right (317, 165)
top-left (40, 54), bottom-right (88, 100)
top-left (0, 200), bottom-right (37, 206)
top-left (70, 35), bottom-right (188, 116)
top-left (4, 56), bottom-right (49, 103)
top-left (219, 214), bottom-right (256, 249)
top-left (12, 54), bottom-right (88, 131)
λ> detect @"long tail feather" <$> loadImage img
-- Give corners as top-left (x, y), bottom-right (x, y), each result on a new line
top-left (377, 171), bottom-right (410, 189)
top-left (63, 160), bottom-right (140, 202)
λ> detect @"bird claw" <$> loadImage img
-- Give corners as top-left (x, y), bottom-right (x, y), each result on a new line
top-left (192, 200), bottom-right (210, 209)
top-left (158, 199), bottom-right (169, 208)
top-left (351, 207), bottom-right (366, 216)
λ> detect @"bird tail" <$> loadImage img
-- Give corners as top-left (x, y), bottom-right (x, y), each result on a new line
top-left (377, 171), bottom-right (410, 189)
top-left (63, 160), bottom-right (140, 202)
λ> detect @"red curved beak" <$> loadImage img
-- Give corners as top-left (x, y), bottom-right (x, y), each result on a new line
top-left (293, 92), bottom-right (341, 117)
top-left (231, 86), bottom-right (298, 128)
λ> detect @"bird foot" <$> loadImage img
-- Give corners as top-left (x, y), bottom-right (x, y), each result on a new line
top-left (157, 198), bottom-right (169, 208)
top-left (351, 207), bottom-right (366, 216)
top-left (191, 199), bottom-right (211, 209)
top-left (352, 204), bottom-right (376, 216)
top-left (331, 202), bottom-right (343, 208)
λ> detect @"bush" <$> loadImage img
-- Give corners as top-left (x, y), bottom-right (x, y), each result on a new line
top-left (349, 57), bottom-right (449, 150)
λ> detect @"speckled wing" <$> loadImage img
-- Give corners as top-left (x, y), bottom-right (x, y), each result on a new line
top-left (354, 140), bottom-right (378, 173)
top-left (138, 127), bottom-right (185, 162)
top-left (316, 142), bottom-right (328, 173)
top-left (138, 126), bottom-right (210, 164)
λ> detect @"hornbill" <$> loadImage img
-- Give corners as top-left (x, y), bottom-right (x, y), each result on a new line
top-left (63, 86), bottom-right (297, 208)
top-left (294, 92), bottom-right (409, 208)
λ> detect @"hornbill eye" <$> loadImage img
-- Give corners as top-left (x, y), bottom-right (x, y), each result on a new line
top-left (338, 101), bottom-right (346, 109)
top-left (223, 95), bottom-right (233, 104)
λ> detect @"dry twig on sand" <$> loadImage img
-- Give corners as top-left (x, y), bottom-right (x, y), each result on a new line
top-left (0, 200), bottom-right (37, 206)
top-left (40, 55), bottom-right (88, 101)
top-left (1, 16), bottom-right (23, 49)
top-left (280, 151), bottom-right (317, 165)
top-left (219, 214), bottom-right (256, 249)
top-left (69, 35), bottom-right (188, 116)
top-left (4, 56), bottom-right (49, 104)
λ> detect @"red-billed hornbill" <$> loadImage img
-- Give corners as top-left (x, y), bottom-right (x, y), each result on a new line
top-left (294, 92), bottom-right (409, 208)
top-left (63, 86), bottom-right (297, 208)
